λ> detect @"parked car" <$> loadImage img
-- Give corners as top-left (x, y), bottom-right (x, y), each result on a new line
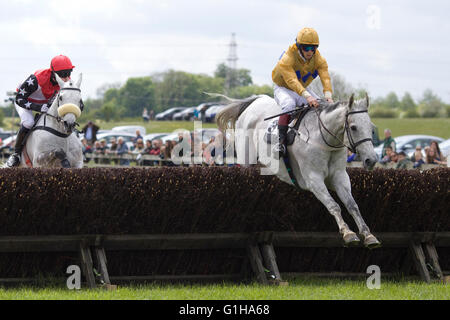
top-left (374, 135), bottom-right (445, 158)
top-left (142, 133), bottom-right (170, 143)
top-left (95, 132), bottom-right (136, 150)
top-left (204, 105), bottom-right (226, 123)
top-left (193, 102), bottom-right (219, 121)
top-left (155, 107), bottom-right (187, 121)
top-left (439, 139), bottom-right (450, 158)
top-left (111, 125), bottom-right (146, 135)
top-left (172, 107), bottom-right (196, 121)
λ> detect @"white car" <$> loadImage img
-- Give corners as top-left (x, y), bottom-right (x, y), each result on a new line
top-left (374, 135), bottom-right (445, 158)
top-left (95, 132), bottom-right (136, 150)
top-left (439, 139), bottom-right (450, 158)
top-left (142, 133), bottom-right (170, 143)
top-left (111, 125), bottom-right (146, 136)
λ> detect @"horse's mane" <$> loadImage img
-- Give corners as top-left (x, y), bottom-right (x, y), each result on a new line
top-left (316, 100), bottom-right (344, 114)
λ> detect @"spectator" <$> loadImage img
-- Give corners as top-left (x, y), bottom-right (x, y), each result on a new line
top-left (426, 148), bottom-right (446, 165)
top-left (396, 151), bottom-right (412, 169)
top-left (347, 149), bottom-right (357, 163)
top-left (82, 121), bottom-right (100, 146)
top-left (149, 139), bottom-right (162, 156)
top-left (81, 138), bottom-right (92, 163)
top-left (430, 140), bottom-right (446, 163)
top-left (390, 152), bottom-right (398, 164)
top-left (133, 138), bottom-right (145, 154)
top-left (193, 108), bottom-right (200, 120)
top-left (412, 148), bottom-right (425, 169)
top-left (381, 129), bottom-right (396, 157)
top-left (116, 137), bottom-right (130, 166)
top-left (142, 108), bottom-right (149, 122)
top-left (410, 145), bottom-right (423, 162)
top-left (161, 140), bottom-right (175, 166)
top-left (106, 137), bottom-right (118, 165)
top-left (93, 140), bottom-right (105, 164)
top-left (132, 130), bottom-right (143, 148)
top-left (149, 109), bottom-right (155, 120)
top-left (99, 139), bottom-right (110, 164)
top-left (379, 146), bottom-right (393, 164)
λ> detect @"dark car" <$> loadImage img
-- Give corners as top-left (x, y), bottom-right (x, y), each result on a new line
top-left (155, 107), bottom-right (188, 121)
top-left (173, 107), bottom-right (196, 121)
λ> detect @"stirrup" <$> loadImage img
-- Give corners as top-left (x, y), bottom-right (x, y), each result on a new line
top-left (6, 153), bottom-right (21, 167)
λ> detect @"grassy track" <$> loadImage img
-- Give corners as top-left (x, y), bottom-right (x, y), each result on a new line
top-left (0, 277), bottom-right (448, 300)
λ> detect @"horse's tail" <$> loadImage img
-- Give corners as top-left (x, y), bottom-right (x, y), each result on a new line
top-left (215, 94), bottom-right (261, 132)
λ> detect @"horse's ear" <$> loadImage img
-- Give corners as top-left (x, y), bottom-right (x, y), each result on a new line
top-left (76, 73), bottom-right (83, 89)
top-left (365, 92), bottom-right (370, 109)
top-left (54, 72), bottom-right (65, 88)
top-left (348, 94), bottom-right (355, 110)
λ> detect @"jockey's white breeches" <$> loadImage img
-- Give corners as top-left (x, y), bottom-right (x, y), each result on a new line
top-left (273, 85), bottom-right (319, 112)
top-left (15, 103), bottom-right (34, 129)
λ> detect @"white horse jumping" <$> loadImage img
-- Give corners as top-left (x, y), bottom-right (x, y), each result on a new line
top-left (19, 73), bottom-right (84, 168)
top-left (216, 94), bottom-right (381, 248)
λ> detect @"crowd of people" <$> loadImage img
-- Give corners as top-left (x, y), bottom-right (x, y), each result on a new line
top-left (82, 125), bottom-right (228, 167)
top-left (347, 128), bottom-right (447, 169)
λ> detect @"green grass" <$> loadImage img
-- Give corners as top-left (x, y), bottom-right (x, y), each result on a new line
top-left (372, 118), bottom-right (450, 140)
top-left (0, 277), bottom-right (448, 300)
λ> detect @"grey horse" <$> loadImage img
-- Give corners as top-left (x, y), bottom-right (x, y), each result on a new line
top-left (216, 94), bottom-right (381, 248)
top-left (18, 73), bottom-right (84, 168)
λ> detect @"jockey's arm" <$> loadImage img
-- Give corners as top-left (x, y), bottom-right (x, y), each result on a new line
top-left (15, 75), bottom-right (48, 112)
top-left (317, 59), bottom-right (333, 101)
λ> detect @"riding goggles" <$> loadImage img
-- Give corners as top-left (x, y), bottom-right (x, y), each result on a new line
top-left (300, 45), bottom-right (317, 52)
top-left (55, 69), bottom-right (72, 78)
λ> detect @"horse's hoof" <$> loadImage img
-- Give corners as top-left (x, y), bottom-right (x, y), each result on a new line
top-left (364, 235), bottom-right (382, 249)
top-left (343, 232), bottom-right (360, 247)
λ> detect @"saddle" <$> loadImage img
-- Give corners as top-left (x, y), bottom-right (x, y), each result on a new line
top-left (264, 106), bottom-right (312, 146)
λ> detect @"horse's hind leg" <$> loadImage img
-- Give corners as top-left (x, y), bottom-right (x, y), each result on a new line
top-left (330, 170), bottom-right (381, 249)
top-left (305, 172), bottom-right (360, 246)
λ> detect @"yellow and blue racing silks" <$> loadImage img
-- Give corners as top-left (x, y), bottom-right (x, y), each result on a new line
top-left (272, 43), bottom-right (332, 97)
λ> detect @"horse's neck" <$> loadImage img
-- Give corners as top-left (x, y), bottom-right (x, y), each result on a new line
top-left (319, 106), bottom-right (346, 134)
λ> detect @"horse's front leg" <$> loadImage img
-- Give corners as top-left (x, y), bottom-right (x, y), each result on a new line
top-left (330, 170), bottom-right (381, 249)
top-left (305, 171), bottom-right (360, 246)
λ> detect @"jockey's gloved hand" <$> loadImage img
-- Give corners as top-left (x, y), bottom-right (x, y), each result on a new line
top-left (40, 104), bottom-right (49, 113)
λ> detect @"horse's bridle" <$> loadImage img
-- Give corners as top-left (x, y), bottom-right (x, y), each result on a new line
top-left (33, 87), bottom-right (83, 137)
top-left (315, 108), bottom-right (373, 154)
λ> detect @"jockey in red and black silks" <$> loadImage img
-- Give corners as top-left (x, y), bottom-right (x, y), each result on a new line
top-left (6, 55), bottom-right (81, 167)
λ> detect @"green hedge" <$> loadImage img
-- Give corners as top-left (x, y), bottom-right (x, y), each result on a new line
top-left (0, 167), bottom-right (448, 278)
top-left (0, 167), bottom-right (448, 235)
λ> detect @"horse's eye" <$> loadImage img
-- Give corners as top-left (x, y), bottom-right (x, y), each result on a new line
top-left (351, 125), bottom-right (357, 131)
top-left (59, 96), bottom-right (63, 101)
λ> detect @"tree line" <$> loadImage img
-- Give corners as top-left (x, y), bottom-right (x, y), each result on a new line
top-left (1, 65), bottom-right (449, 126)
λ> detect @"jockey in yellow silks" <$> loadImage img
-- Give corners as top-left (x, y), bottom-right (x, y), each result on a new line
top-left (272, 27), bottom-right (333, 156)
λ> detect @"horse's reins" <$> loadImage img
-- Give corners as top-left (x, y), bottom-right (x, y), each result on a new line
top-left (314, 108), bottom-right (372, 153)
top-left (33, 87), bottom-right (82, 137)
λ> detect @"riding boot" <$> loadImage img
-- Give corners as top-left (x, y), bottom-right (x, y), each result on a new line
top-left (273, 113), bottom-right (291, 157)
top-left (6, 126), bottom-right (30, 167)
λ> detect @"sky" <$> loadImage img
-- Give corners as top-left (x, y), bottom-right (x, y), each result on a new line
top-left (1, 0), bottom-right (449, 103)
